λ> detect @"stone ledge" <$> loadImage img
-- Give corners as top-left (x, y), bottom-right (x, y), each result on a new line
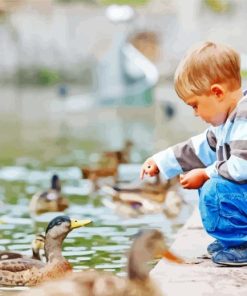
top-left (151, 207), bottom-right (247, 296)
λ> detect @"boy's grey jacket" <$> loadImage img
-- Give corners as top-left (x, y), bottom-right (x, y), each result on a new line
top-left (153, 95), bottom-right (247, 183)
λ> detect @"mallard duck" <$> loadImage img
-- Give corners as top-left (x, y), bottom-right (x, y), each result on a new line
top-left (21, 229), bottom-right (183, 296)
top-left (81, 166), bottom-right (118, 192)
top-left (81, 166), bottom-right (118, 191)
top-left (103, 140), bottom-right (134, 164)
top-left (0, 234), bottom-right (45, 261)
top-left (102, 186), bottom-right (163, 217)
top-left (101, 176), bottom-right (182, 217)
top-left (81, 141), bottom-right (134, 191)
top-left (82, 166), bottom-right (118, 180)
top-left (0, 215), bottom-right (91, 286)
top-left (29, 174), bottom-right (69, 215)
top-left (112, 175), bottom-right (178, 203)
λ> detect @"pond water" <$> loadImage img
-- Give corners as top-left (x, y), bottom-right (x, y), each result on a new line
top-left (0, 86), bottom-right (197, 295)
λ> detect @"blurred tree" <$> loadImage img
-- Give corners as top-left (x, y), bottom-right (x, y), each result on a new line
top-left (241, 70), bottom-right (247, 79)
top-left (37, 68), bottom-right (60, 85)
top-left (204, 0), bottom-right (231, 13)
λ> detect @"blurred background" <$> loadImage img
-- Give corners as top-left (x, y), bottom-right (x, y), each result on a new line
top-left (0, 0), bottom-right (247, 292)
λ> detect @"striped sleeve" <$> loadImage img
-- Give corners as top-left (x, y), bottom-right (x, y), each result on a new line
top-left (215, 118), bottom-right (247, 183)
top-left (153, 127), bottom-right (217, 179)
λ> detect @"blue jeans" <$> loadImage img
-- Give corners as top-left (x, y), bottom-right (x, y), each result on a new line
top-left (198, 176), bottom-right (247, 248)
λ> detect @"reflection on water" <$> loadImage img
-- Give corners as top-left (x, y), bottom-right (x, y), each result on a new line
top-left (0, 86), bottom-right (196, 294)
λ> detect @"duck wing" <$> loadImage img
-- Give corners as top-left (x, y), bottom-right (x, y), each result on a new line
top-left (0, 260), bottom-right (72, 286)
top-left (0, 257), bottom-right (45, 272)
top-left (0, 251), bottom-right (24, 261)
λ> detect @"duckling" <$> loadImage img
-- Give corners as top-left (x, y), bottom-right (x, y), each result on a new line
top-left (0, 215), bottom-right (91, 286)
top-left (0, 234), bottom-right (45, 261)
top-left (20, 229), bottom-right (183, 296)
top-left (29, 174), bottom-right (69, 215)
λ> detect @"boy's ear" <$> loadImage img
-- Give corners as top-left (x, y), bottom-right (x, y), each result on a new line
top-left (210, 84), bottom-right (224, 100)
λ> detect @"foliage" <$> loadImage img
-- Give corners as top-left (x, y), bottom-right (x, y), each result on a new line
top-left (11, 64), bottom-right (94, 86)
top-left (204, 0), bottom-right (231, 13)
top-left (14, 67), bottom-right (60, 86)
top-left (241, 70), bottom-right (247, 79)
top-left (37, 68), bottom-right (60, 85)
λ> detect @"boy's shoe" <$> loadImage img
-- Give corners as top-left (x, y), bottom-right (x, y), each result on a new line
top-left (207, 240), bottom-right (224, 255)
top-left (212, 245), bottom-right (247, 266)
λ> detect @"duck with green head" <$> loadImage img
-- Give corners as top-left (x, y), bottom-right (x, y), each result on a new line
top-left (0, 215), bottom-right (91, 286)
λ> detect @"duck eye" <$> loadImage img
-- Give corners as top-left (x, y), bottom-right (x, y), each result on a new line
top-left (57, 221), bottom-right (62, 225)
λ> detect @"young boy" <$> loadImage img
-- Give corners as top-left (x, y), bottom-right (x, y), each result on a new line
top-left (140, 41), bottom-right (247, 266)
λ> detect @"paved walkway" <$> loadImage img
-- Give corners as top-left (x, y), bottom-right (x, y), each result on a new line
top-left (151, 207), bottom-right (247, 296)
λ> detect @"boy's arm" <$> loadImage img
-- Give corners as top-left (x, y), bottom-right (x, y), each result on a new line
top-left (152, 127), bottom-right (217, 179)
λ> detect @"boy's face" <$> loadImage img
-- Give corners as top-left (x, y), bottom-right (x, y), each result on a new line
top-left (184, 94), bottom-right (229, 126)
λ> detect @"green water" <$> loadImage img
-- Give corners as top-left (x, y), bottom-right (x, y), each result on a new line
top-left (0, 87), bottom-right (195, 294)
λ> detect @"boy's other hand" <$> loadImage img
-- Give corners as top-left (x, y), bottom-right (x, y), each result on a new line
top-left (179, 168), bottom-right (209, 189)
top-left (140, 158), bottom-right (160, 179)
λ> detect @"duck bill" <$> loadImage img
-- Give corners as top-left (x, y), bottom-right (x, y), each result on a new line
top-left (162, 250), bottom-right (184, 263)
top-left (70, 218), bottom-right (92, 229)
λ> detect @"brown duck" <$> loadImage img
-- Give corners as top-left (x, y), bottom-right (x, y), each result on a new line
top-left (0, 215), bottom-right (91, 286)
top-left (112, 175), bottom-right (179, 203)
top-left (0, 234), bottom-right (45, 261)
top-left (81, 141), bottom-right (133, 190)
top-left (29, 174), bottom-right (69, 215)
top-left (21, 229), bottom-right (183, 296)
top-left (102, 140), bottom-right (134, 164)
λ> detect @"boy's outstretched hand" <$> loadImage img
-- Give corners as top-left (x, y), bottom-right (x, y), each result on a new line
top-left (179, 168), bottom-right (209, 189)
top-left (140, 158), bottom-right (160, 179)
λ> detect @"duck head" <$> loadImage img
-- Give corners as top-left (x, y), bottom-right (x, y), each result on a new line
top-left (128, 229), bottom-right (183, 281)
top-left (46, 215), bottom-right (91, 238)
top-left (44, 215), bottom-right (91, 262)
top-left (51, 174), bottom-right (61, 191)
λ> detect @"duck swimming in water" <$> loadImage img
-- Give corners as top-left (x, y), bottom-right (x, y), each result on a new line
top-left (0, 215), bottom-right (91, 286)
top-left (21, 229), bottom-right (183, 296)
top-left (0, 234), bottom-right (45, 261)
top-left (29, 174), bottom-right (69, 215)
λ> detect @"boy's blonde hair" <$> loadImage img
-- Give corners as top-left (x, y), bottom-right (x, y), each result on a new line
top-left (174, 41), bottom-right (241, 99)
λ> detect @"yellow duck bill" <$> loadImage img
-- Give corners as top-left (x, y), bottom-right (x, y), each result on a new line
top-left (70, 219), bottom-right (92, 229)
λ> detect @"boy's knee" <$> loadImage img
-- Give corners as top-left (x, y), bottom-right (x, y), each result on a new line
top-left (199, 176), bottom-right (233, 197)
